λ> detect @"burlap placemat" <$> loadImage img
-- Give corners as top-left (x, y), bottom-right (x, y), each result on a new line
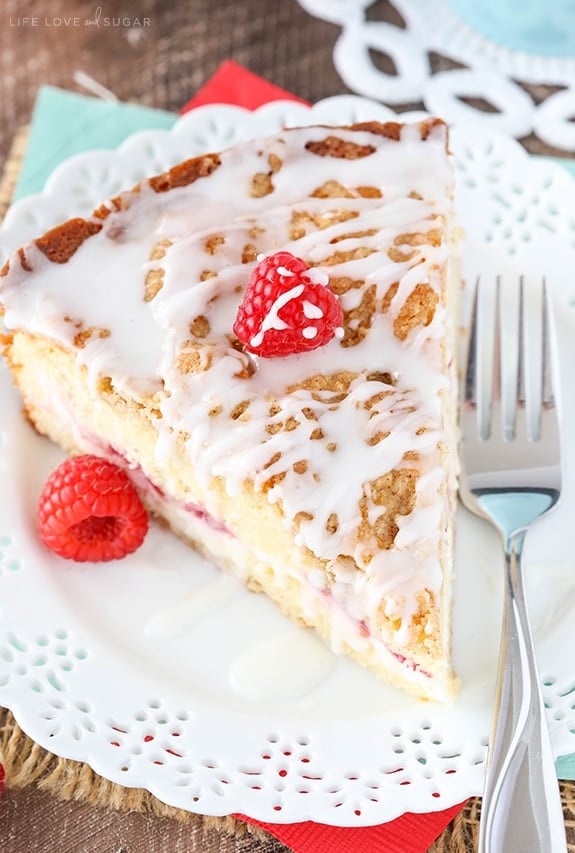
top-left (1, 128), bottom-right (574, 853)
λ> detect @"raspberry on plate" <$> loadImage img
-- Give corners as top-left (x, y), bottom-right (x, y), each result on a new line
top-left (38, 455), bottom-right (149, 562)
top-left (233, 251), bottom-right (343, 358)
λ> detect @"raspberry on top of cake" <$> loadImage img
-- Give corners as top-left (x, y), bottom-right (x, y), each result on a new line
top-left (0, 119), bottom-right (460, 701)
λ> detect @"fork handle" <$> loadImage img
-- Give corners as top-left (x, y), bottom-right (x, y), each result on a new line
top-left (478, 528), bottom-right (566, 853)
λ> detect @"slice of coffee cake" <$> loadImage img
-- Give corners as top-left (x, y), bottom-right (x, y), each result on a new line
top-left (0, 119), bottom-right (459, 700)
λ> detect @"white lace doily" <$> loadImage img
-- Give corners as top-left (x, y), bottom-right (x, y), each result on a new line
top-left (296, 0), bottom-right (575, 151)
top-left (1, 97), bottom-right (575, 826)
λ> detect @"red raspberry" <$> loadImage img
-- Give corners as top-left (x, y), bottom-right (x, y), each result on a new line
top-left (233, 251), bottom-right (343, 358)
top-left (38, 455), bottom-right (149, 562)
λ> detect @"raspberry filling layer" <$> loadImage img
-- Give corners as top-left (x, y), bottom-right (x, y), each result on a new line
top-left (319, 587), bottom-right (433, 679)
top-left (182, 500), bottom-right (229, 533)
top-left (98, 443), bottom-right (232, 536)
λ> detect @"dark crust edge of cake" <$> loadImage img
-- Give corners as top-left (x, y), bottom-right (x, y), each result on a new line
top-left (0, 117), bottom-right (447, 282)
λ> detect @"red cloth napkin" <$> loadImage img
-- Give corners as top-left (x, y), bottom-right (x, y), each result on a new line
top-left (182, 61), bottom-right (468, 853)
top-left (181, 59), bottom-right (310, 113)
top-left (243, 804), bottom-right (466, 853)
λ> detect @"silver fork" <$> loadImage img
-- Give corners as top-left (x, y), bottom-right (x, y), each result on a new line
top-left (459, 276), bottom-right (566, 853)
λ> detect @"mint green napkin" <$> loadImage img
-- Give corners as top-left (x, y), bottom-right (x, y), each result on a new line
top-left (14, 86), bottom-right (176, 201)
top-left (557, 753), bottom-right (575, 780)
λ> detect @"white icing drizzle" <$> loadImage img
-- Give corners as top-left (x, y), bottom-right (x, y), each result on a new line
top-left (249, 282), bottom-right (304, 348)
top-left (305, 267), bottom-right (329, 286)
top-left (0, 121), bottom-right (455, 639)
top-left (302, 301), bottom-right (323, 319)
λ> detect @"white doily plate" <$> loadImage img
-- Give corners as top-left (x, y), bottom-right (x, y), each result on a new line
top-left (1, 97), bottom-right (575, 827)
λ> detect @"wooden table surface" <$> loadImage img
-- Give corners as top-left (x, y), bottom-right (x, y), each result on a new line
top-left (0, 1), bottom-right (572, 851)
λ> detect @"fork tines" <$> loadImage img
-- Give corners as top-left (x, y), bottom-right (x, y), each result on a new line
top-left (464, 276), bottom-right (557, 442)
